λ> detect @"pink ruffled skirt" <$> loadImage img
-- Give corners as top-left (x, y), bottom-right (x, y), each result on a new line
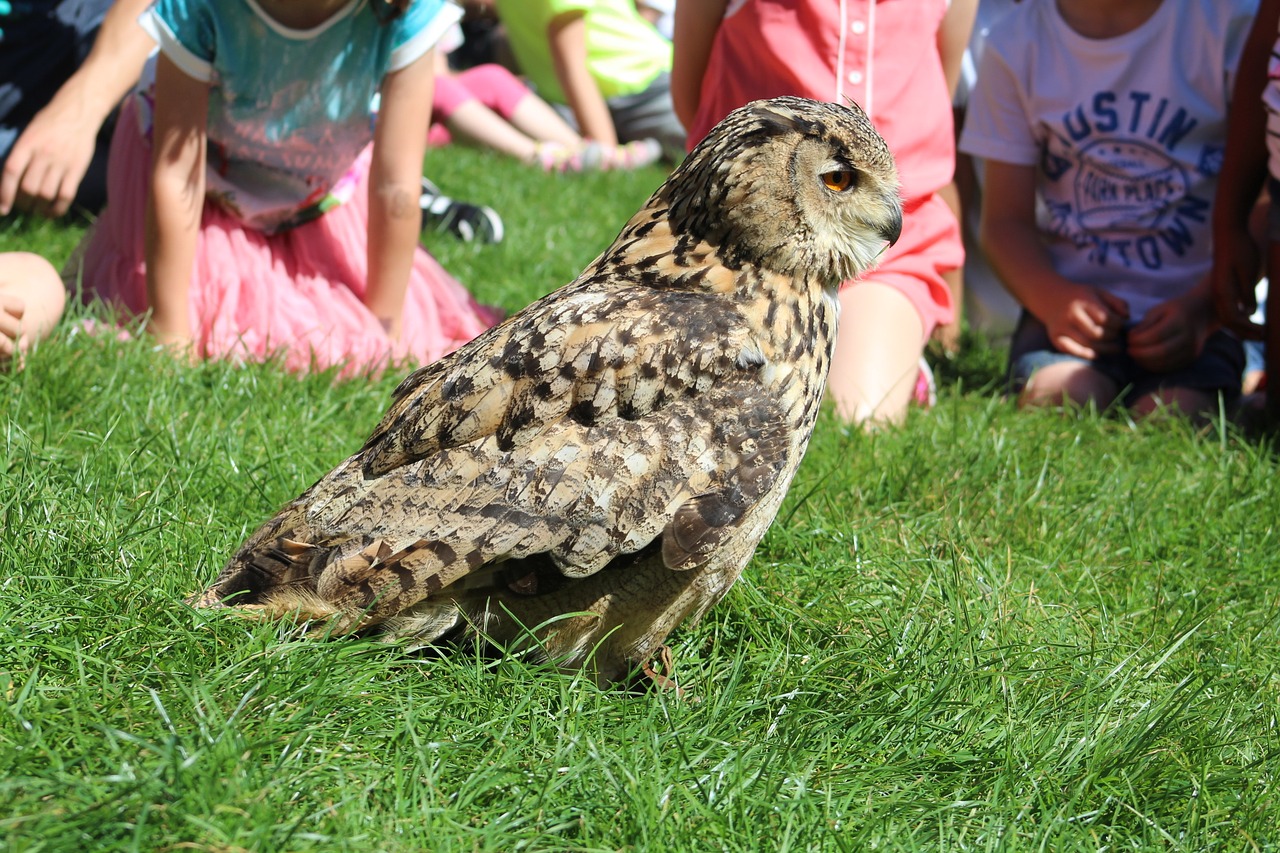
top-left (73, 99), bottom-right (500, 378)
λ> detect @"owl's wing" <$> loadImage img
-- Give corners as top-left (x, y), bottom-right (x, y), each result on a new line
top-left (259, 286), bottom-right (796, 627)
top-left (358, 281), bottom-right (762, 476)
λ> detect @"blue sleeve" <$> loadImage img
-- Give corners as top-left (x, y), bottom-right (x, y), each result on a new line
top-left (142, 0), bottom-right (217, 81)
top-left (387, 0), bottom-right (461, 71)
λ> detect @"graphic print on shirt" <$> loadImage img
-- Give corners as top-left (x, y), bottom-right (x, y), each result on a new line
top-left (1038, 89), bottom-right (1216, 274)
top-left (203, 67), bottom-right (376, 230)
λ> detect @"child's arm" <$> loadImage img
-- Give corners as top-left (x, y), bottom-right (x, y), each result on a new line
top-left (981, 159), bottom-right (1130, 359)
top-left (146, 54), bottom-right (209, 352)
top-left (1210, 0), bottom-right (1279, 338)
top-left (670, 0), bottom-right (727, 133)
top-left (0, 0), bottom-right (154, 217)
top-left (366, 48), bottom-right (436, 339)
top-left (547, 10), bottom-right (617, 145)
top-left (937, 0), bottom-right (978, 98)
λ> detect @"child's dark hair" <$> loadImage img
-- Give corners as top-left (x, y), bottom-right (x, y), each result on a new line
top-left (375, 0), bottom-right (414, 23)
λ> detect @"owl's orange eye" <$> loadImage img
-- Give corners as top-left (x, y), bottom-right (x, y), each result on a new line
top-left (821, 170), bottom-right (855, 192)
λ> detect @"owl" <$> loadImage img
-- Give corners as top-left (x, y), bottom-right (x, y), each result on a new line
top-left (192, 96), bottom-right (902, 688)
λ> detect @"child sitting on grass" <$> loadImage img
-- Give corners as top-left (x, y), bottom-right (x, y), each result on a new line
top-left (430, 51), bottom-right (664, 173)
top-left (491, 0), bottom-right (686, 157)
top-left (960, 0), bottom-right (1255, 419)
top-left (52, 0), bottom-right (499, 378)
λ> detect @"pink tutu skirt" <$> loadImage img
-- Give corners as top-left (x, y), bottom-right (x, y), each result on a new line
top-left (73, 99), bottom-right (500, 378)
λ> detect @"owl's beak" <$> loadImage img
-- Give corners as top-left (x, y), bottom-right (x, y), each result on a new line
top-left (880, 203), bottom-right (903, 248)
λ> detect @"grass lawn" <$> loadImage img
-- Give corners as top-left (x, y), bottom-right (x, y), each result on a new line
top-left (2, 147), bottom-right (1278, 851)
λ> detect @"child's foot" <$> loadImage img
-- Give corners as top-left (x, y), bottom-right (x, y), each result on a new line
top-left (532, 138), bottom-right (663, 173)
top-left (603, 138), bottom-right (664, 170)
top-left (531, 141), bottom-right (605, 173)
top-left (419, 178), bottom-right (504, 244)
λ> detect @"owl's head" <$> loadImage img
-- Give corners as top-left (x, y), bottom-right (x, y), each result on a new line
top-left (662, 96), bottom-right (902, 288)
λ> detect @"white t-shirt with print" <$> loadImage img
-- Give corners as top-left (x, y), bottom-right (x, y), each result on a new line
top-left (960, 0), bottom-right (1257, 322)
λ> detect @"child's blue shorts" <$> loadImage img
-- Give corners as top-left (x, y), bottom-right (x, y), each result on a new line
top-left (1007, 310), bottom-right (1244, 404)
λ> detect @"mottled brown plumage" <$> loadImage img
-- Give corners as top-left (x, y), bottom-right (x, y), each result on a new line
top-left (192, 97), bottom-right (902, 686)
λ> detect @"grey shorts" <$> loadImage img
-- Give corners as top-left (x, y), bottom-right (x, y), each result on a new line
top-left (550, 71), bottom-right (687, 157)
top-left (1007, 311), bottom-right (1244, 404)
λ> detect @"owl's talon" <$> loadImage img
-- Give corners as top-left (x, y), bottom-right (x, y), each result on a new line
top-left (640, 644), bottom-right (688, 697)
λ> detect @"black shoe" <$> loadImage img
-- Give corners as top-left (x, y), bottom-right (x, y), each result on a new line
top-left (419, 178), bottom-right (504, 244)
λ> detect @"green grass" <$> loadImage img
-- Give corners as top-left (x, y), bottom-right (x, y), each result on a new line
top-left (2, 148), bottom-right (1278, 851)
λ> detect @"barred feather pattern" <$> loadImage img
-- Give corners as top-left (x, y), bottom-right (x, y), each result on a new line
top-left (193, 97), bottom-right (902, 686)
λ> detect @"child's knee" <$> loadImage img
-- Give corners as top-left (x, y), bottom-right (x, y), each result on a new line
top-left (1129, 387), bottom-right (1220, 420)
top-left (0, 251), bottom-right (67, 338)
top-left (0, 251), bottom-right (58, 282)
top-left (1018, 361), bottom-right (1118, 410)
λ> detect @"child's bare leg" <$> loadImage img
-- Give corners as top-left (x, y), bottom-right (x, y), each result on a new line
top-left (827, 281), bottom-right (925, 426)
top-left (0, 251), bottom-right (66, 361)
top-left (1243, 362), bottom-right (1265, 396)
top-left (1018, 361), bottom-right (1118, 410)
top-left (443, 100), bottom-right (542, 161)
top-left (505, 93), bottom-right (582, 147)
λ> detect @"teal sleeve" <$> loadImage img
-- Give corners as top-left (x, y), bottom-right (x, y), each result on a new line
top-left (151, 0), bottom-right (216, 64)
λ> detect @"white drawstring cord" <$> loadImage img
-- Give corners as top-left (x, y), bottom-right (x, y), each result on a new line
top-left (865, 0), bottom-right (876, 119)
top-left (836, 0), bottom-right (848, 105)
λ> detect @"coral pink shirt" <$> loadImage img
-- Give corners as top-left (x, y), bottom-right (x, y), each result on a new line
top-left (689, 0), bottom-right (955, 207)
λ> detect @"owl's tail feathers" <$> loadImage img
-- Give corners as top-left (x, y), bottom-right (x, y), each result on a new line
top-left (191, 534), bottom-right (483, 636)
top-left (187, 536), bottom-right (326, 611)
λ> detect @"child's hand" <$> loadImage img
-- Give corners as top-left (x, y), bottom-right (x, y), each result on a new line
top-left (0, 291), bottom-right (27, 362)
top-left (0, 98), bottom-right (100, 218)
top-left (1042, 285), bottom-right (1129, 359)
top-left (1209, 231), bottom-right (1265, 339)
top-left (1127, 291), bottom-right (1210, 373)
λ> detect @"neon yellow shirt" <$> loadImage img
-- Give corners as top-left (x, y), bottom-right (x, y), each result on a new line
top-left (494, 0), bottom-right (671, 104)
